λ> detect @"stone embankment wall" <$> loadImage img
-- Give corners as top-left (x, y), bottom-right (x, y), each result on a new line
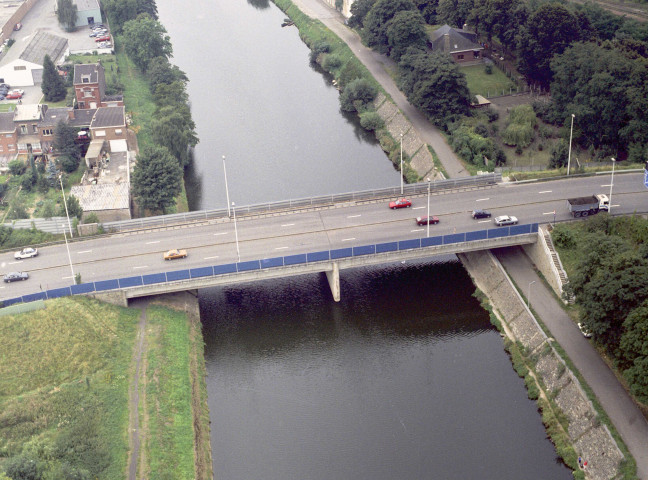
top-left (372, 92), bottom-right (438, 180)
top-left (459, 249), bottom-right (624, 480)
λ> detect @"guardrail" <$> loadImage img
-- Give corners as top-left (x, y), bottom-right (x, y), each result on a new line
top-left (100, 174), bottom-right (501, 233)
top-left (1, 221), bottom-right (536, 307)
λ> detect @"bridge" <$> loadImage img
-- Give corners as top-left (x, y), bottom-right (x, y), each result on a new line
top-left (0, 172), bottom-right (645, 307)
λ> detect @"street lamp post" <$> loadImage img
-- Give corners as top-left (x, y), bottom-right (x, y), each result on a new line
top-left (58, 175), bottom-right (75, 283)
top-left (400, 133), bottom-right (404, 195)
top-left (567, 114), bottom-right (575, 175)
top-left (527, 280), bottom-right (536, 308)
top-left (232, 201), bottom-right (240, 263)
top-left (222, 155), bottom-right (231, 217)
top-left (426, 177), bottom-right (431, 237)
top-left (609, 157), bottom-right (616, 215)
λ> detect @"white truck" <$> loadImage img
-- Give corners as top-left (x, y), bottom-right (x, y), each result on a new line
top-left (567, 194), bottom-right (609, 217)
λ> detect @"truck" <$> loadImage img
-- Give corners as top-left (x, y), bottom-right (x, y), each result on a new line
top-left (567, 194), bottom-right (609, 217)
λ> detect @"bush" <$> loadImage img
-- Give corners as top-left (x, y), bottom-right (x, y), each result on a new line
top-left (39, 200), bottom-right (57, 219)
top-left (20, 171), bottom-right (37, 191)
top-left (9, 159), bottom-right (26, 176)
top-left (82, 213), bottom-right (100, 224)
top-left (484, 64), bottom-right (493, 74)
top-left (485, 109), bottom-right (499, 123)
top-left (359, 111), bottom-right (384, 131)
top-left (552, 227), bottom-right (576, 248)
top-left (60, 155), bottom-right (80, 174)
top-left (309, 40), bottom-right (331, 62)
top-left (502, 105), bottom-right (537, 147)
top-left (4, 455), bottom-right (44, 480)
top-left (474, 123), bottom-right (489, 137)
top-left (322, 54), bottom-right (342, 70)
top-left (339, 78), bottom-right (377, 113)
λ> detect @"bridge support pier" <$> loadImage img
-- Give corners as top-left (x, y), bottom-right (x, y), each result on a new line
top-left (325, 262), bottom-right (340, 302)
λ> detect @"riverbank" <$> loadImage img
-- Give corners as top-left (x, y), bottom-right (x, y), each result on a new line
top-left (460, 249), bottom-right (634, 479)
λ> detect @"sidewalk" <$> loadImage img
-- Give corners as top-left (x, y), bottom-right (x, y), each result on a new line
top-left (288, 0), bottom-right (468, 178)
top-left (495, 246), bottom-right (648, 480)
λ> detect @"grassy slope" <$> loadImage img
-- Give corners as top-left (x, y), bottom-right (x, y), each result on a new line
top-left (0, 297), bottom-right (139, 479)
top-left (460, 63), bottom-right (516, 98)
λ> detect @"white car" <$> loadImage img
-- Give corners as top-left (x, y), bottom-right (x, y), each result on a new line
top-left (14, 247), bottom-right (38, 259)
top-left (494, 215), bottom-right (518, 226)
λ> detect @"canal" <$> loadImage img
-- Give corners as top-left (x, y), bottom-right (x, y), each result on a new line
top-left (156, 0), bottom-right (572, 478)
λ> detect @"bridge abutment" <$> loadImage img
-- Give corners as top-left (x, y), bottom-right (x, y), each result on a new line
top-left (325, 262), bottom-right (340, 302)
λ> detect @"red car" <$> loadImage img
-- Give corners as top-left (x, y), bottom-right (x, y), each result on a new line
top-left (389, 198), bottom-right (412, 209)
top-left (5, 91), bottom-right (22, 99)
top-left (95, 36), bottom-right (111, 42)
top-left (415, 216), bottom-right (439, 226)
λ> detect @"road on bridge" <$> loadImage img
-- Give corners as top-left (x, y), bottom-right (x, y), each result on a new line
top-left (289, 0), bottom-right (468, 178)
top-left (0, 173), bottom-right (645, 299)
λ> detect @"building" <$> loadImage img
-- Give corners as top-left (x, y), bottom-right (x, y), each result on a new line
top-left (70, 182), bottom-right (131, 222)
top-left (429, 25), bottom-right (483, 64)
top-left (0, 31), bottom-right (69, 86)
top-left (90, 106), bottom-right (126, 142)
top-left (73, 63), bottom-right (123, 109)
top-left (72, 0), bottom-right (103, 28)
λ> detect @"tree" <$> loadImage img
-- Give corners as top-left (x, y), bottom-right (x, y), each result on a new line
top-left (4, 455), bottom-right (43, 480)
top-left (339, 78), bottom-right (378, 113)
top-left (41, 54), bottom-right (67, 102)
top-left (137, 0), bottom-right (158, 19)
top-left (132, 145), bottom-right (183, 212)
top-left (620, 301), bottom-right (648, 402)
top-left (517, 3), bottom-right (581, 87)
top-left (153, 81), bottom-right (189, 108)
top-left (58, 194), bottom-right (83, 219)
top-left (386, 10), bottom-right (428, 62)
top-left (151, 108), bottom-right (199, 167)
top-left (398, 49), bottom-right (470, 125)
top-left (348, 0), bottom-right (376, 28)
top-left (363, 0), bottom-right (417, 54)
top-left (56, 0), bottom-right (78, 31)
top-left (469, 0), bottom-right (527, 48)
top-left (147, 56), bottom-right (187, 91)
top-left (53, 120), bottom-right (80, 163)
top-left (122, 16), bottom-right (172, 72)
top-left (437, 0), bottom-right (474, 29)
top-left (549, 140), bottom-right (568, 168)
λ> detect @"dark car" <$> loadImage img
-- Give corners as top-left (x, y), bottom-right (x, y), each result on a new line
top-left (389, 198), bottom-right (412, 209)
top-left (4, 271), bottom-right (29, 282)
top-left (471, 209), bottom-right (491, 219)
top-left (415, 216), bottom-right (439, 226)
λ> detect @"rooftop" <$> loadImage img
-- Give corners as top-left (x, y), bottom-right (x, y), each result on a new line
top-left (19, 31), bottom-right (68, 66)
top-left (70, 182), bottom-right (130, 211)
top-left (91, 106), bottom-right (125, 128)
top-left (13, 104), bottom-right (41, 122)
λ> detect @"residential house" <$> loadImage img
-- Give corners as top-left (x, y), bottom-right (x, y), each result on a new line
top-left (429, 25), bottom-right (483, 64)
top-left (72, 0), bottom-right (103, 28)
top-left (90, 106), bottom-right (126, 142)
top-left (14, 104), bottom-right (44, 155)
top-left (0, 112), bottom-right (17, 169)
top-left (73, 63), bottom-right (123, 109)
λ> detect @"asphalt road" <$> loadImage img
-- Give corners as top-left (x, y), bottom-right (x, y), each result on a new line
top-left (289, 0), bottom-right (468, 178)
top-left (496, 246), bottom-right (648, 480)
top-left (0, 173), bottom-right (645, 298)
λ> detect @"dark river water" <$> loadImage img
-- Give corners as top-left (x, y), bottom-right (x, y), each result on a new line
top-left (156, 0), bottom-right (572, 478)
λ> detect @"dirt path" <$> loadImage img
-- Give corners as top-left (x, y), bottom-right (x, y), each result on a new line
top-left (127, 298), bottom-right (149, 480)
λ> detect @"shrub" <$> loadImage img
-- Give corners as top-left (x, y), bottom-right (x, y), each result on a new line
top-left (20, 171), bottom-right (37, 191)
top-left (485, 109), bottom-right (499, 123)
top-left (552, 227), bottom-right (576, 248)
top-left (82, 213), bottom-right (100, 224)
top-left (9, 159), bottom-right (26, 176)
top-left (60, 154), bottom-right (80, 173)
top-left (4, 455), bottom-right (44, 480)
top-left (484, 64), bottom-right (493, 74)
top-left (359, 111), bottom-right (384, 131)
top-left (309, 41), bottom-right (330, 62)
top-left (322, 54), bottom-right (342, 70)
top-left (339, 78), bottom-right (377, 113)
top-left (474, 123), bottom-right (489, 137)
top-left (502, 105), bottom-right (537, 147)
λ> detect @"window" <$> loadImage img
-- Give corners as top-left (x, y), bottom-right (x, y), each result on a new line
top-left (17, 143), bottom-right (26, 151)
top-left (32, 124), bottom-right (38, 134)
top-left (32, 142), bottom-right (41, 150)
top-left (115, 129), bottom-right (122, 134)
top-left (0, 145), bottom-right (4, 152)
top-left (84, 89), bottom-right (93, 98)
top-left (20, 125), bottom-right (27, 134)
top-left (457, 54), bottom-right (464, 60)
top-left (5, 133), bottom-right (12, 138)
top-left (95, 130), bottom-right (106, 137)
top-left (79, 102), bottom-right (85, 108)
top-left (42, 128), bottom-right (53, 136)
top-left (14, 65), bottom-right (26, 71)
top-left (82, 75), bottom-right (90, 83)
top-left (8, 144), bottom-right (15, 151)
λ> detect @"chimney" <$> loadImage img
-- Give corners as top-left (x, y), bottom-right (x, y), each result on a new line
top-left (444, 33), bottom-right (450, 52)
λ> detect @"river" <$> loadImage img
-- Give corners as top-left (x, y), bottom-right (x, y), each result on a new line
top-left (155, 0), bottom-right (572, 478)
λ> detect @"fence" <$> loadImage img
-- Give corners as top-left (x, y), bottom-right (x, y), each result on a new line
top-left (1, 222), bottom-right (538, 307)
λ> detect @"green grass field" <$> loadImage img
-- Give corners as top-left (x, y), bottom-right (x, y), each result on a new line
top-left (460, 63), bottom-right (517, 98)
top-left (0, 297), bottom-right (139, 479)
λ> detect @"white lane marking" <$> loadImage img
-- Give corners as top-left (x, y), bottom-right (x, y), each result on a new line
top-left (478, 220), bottom-right (491, 223)
top-left (538, 190), bottom-right (552, 194)
top-left (214, 232), bottom-right (228, 236)
top-left (281, 223), bottom-right (295, 226)
top-left (543, 211), bottom-right (556, 215)
top-left (412, 206), bottom-right (425, 210)
top-left (77, 250), bottom-right (92, 254)
top-left (275, 246), bottom-right (289, 250)
top-left (476, 198), bottom-right (489, 202)
top-left (347, 215), bottom-right (361, 218)
top-left (601, 184), bottom-right (611, 187)
top-left (341, 237), bottom-right (355, 242)
top-left (62, 275), bottom-right (74, 280)
top-left (611, 204), bottom-right (620, 208)
top-left (204, 255), bottom-right (220, 260)
top-left (146, 240), bottom-right (160, 244)
top-left (411, 229), bottom-right (422, 232)
top-left (133, 266), bottom-right (148, 270)
top-left (8, 261), bottom-right (22, 265)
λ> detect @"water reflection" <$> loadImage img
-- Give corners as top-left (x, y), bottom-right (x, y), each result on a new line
top-left (247, 0), bottom-right (270, 9)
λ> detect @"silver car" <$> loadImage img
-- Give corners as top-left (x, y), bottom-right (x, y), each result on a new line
top-left (14, 247), bottom-right (38, 259)
top-left (494, 215), bottom-right (518, 226)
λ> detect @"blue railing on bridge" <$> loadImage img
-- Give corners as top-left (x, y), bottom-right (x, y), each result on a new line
top-left (2, 223), bottom-right (537, 307)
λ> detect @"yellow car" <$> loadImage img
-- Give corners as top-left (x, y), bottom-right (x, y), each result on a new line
top-left (163, 249), bottom-right (187, 260)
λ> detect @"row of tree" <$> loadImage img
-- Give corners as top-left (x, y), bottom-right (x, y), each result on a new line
top-left (556, 216), bottom-right (648, 403)
top-left (102, 0), bottom-right (199, 213)
top-left (348, 0), bottom-right (648, 163)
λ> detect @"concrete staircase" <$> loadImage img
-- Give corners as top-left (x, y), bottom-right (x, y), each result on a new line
top-left (543, 227), bottom-right (574, 303)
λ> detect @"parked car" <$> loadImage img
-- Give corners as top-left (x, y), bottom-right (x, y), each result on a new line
top-left (494, 215), bottom-right (518, 226)
top-left (0, 83), bottom-right (10, 89)
top-left (578, 322), bottom-right (593, 338)
top-left (163, 249), bottom-right (187, 260)
top-left (14, 247), bottom-right (38, 259)
top-left (9, 89), bottom-right (23, 95)
top-left (415, 216), bottom-right (439, 226)
top-left (5, 91), bottom-right (22, 99)
top-left (13, 23), bottom-right (22, 31)
top-left (4, 271), bottom-right (29, 282)
top-left (389, 198), bottom-right (412, 209)
top-left (471, 209), bottom-right (491, 219)
top-left (95, 36), bottom-right (111, 42)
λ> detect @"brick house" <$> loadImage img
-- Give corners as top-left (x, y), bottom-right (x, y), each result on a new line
top-left (429, 25), bottom-right (483, 64)
top-left (14, 104), bottom-right (44, 155)
top-left (73, 63), bottom-right (123, 109)
top-left (90, 106), bottom-right (126, 142)
top-left (39, 106), bottom-right (96, 152)
top-left (0, 112), bottom-right (18, 164)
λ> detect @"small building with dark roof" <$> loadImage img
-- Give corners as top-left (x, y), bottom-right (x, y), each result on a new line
top-left (90, 106), bottom-right (126, 142)
top-left (72, 0), bottom-right (103, 28)
top-left (429, 25), bottom-right (483, 64)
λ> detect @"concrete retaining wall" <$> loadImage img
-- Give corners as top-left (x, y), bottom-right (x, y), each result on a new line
top-left (459, 250), bottom-right (624, 480)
